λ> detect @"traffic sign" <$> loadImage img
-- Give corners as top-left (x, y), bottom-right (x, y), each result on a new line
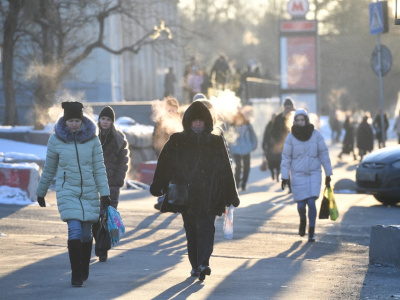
top-left (369, 1), bottom-right (388, 35)
top-left (371, 45), bottom-right (392, 76)
top-left (287, 0), bottom-right (309, 18)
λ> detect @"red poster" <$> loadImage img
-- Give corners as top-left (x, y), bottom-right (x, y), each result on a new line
top-left (286, 36), bottom-right (316, 89)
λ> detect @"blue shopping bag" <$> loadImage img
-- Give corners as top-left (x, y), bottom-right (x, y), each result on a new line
top-left (107, 206), bottom-right (125, 246)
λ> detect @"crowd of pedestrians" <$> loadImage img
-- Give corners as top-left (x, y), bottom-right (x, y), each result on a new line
top-left (34, 53), bottom-right (399, 287)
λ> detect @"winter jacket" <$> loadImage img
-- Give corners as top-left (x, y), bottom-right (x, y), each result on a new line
top-left (99, 125), bottom-right (129, 203)
top-left (229, 123), bottom-right (257, 155)
top-left (36, 116), bottom-right (110, 222)
top-left (357, 120), bottom-right (373, 153)
top-left (150, 101), bottom-right (239, 216)
top-left (280, 130), bottom-right (333, 202)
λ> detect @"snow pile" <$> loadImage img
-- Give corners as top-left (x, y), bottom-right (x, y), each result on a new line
top-left (0, 186), bottom-right (35, 205)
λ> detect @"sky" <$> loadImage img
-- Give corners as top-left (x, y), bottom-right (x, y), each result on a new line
top-left (0, 116), bottom-right (398, 206)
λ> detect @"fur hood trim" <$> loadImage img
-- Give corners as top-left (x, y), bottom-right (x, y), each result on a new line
top-left (55, 116), bottom-right (98, 143)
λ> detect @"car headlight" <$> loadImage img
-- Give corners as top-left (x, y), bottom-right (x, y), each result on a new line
top-left (392, 160), bottom-right (400, 169)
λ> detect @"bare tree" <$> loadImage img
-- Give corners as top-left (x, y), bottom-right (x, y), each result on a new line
top-left (2, 0), bottom-right (172, 128)
top-left (1, 0), bottom-right (25, 125)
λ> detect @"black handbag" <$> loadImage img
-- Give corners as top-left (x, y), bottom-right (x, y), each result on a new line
top-left (96, 207), bottom-right (111, 251)
top-left (167, 183), bottom-right (189, 205)
top-left (318, 190), bottom-right (330, 219)
top-left (165, 142), bottom-right (200, 207)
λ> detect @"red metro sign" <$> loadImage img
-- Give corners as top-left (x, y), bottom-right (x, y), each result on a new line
top-left (287, 0), bottom-right (309, 18)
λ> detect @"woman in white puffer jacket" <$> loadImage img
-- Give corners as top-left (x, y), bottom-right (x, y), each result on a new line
top-left (280, 108), bottom-right (333, 242)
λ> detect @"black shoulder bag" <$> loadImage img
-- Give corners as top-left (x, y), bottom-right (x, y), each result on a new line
top-left (166, 143), bottom-right (200, 206)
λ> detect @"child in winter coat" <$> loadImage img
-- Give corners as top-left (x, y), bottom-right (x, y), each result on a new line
top-left (36, 101), bottom-right (110, 287)
top-left (280, 108), bottom-right (333, 242)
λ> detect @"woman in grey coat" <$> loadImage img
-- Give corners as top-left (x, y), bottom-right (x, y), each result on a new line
top-left (36, 102), bottom-right (111, 287)
top-left (280, 108), bottom-right (333, 242)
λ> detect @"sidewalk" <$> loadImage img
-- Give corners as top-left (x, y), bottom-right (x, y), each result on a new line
top-left (1, 140), bottom-right (400, 299)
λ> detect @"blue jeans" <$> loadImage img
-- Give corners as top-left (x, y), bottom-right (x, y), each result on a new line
top-left (297, 197), bottom-right (317, 227)
top-left (67, 220), bottom-right (93, 242)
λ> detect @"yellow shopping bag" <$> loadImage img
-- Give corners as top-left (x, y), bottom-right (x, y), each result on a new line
top-left (324, 187), bottom-right (339, 221)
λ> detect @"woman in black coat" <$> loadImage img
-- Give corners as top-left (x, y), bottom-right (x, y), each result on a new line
top-left (150, 101), bottom-right (240, 281)
top-left (93, 106), bottom-right (130, 262)
top-left (338, 116), bottom-right (357, 160)
top-left (357, 116), bottom-right (374, 160)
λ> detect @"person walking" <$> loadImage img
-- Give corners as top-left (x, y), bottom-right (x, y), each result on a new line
top-left (373, 109), bottom-right (389, 149)
top-left (228, 111), bottom-right (257, 191)
top-left (394, 110), bottom-right (400, 144)
top-left (36, 101), bottom-right (110, 287)
top-left (280, 108), bottom-right (333, 242)
top-left (357, 115), bottom-right (374, 160)
top-left (92, 106), bottom-right (130, 262)
top-left (150, 101), bottom-right (240, 281)
top-left (164, 66), bottom-right (177, 97)
top-left (338, 115), bottom-right (357, 160)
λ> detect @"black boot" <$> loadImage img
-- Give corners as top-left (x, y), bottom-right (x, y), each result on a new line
top-left (308, 227), bottom-right (315, 242)
top-left (81, 239), bottom-right (93, 281)
top-left (68, 239), bottom-right (83, 287)
top-left (299, 219), bottom-right (306, 237)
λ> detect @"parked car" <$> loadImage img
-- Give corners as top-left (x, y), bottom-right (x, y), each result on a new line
top-left (356, 145), bottom-right (400, 205)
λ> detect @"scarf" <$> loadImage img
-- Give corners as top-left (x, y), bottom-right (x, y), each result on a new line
top-left (191, 127), bottom-right (205, 134)
top-left (291, 124), bottom-right (314, 141)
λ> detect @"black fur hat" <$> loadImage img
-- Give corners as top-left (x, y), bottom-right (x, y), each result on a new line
top-left (62, 101), bottom-right (83, 121)
top-left (182, 101), bottom-right (213, 133)
top-left (99, 106), bottom-right (115, 122)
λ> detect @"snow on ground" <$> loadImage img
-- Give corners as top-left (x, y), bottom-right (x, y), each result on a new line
top-left (0, 186), bottom-right (36, 205)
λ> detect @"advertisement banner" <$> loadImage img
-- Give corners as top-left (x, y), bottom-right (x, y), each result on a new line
top-left (280, 36), bottom-right (316, 90)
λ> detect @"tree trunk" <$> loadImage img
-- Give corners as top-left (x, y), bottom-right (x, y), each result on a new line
top-left (2, 0), bottom-right (23, 125)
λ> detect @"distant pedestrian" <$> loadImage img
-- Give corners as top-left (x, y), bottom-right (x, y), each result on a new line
top-left (338, 115), bottom-right (357, 160)
top-left (262, 98), bottom-right (295, 186)
top-left (228, 111), bottom-right (257, 191)
top-left (36, 101), bottom-right (110, 287)
top-left (357, 115), bottom-right (374, 160)
top-left (92, 106), bottom-right (130, 262)
top-left (373, 109), bottom-right (389, 149)
top-left (394, 110), bottom-right (400, 144)
top-left (164, 66), bottom-right (177, 97)
top-left (186, 66), bottom-right (204, 103)
top-left (150, 101), bottom-right (239, 281)
top-left (210, 55), bottom-right (230, 90)
top-left (281, 108), bottom-right (333, 242)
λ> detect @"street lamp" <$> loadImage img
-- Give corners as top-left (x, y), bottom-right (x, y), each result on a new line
top-left (396, 0), bottom-right (400, 25)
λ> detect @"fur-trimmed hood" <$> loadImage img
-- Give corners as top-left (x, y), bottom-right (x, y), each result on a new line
top-left (182, 101), bottom-right (213, 133)
top-left (55, 116), bottom-right (97, 143)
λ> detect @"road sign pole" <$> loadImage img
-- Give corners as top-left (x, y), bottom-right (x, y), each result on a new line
top-left (377, 34), bottom-right (386, 147)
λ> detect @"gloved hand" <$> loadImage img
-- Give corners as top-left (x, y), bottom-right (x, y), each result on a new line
top-left (37, 196), bottom-right (46, 207)
top-left (230, 197), bottom-right (240, 208)
top-left (325, 176), bottom-right (331, 188)
top-left (100, 196), bottom-right (111, 207)
top-left (281, 179), bottom-right (288, 190)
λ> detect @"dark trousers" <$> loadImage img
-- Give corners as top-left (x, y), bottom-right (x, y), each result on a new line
top-left (233, 153), bottom-right (250, 189)
top-left (181, 212), bottom-right (216, 269)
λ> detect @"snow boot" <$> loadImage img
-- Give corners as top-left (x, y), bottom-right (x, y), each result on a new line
top-left (308, 227), bottom-right (315, 242)
top-left (81, 239), bottom-right (93, 281)
top-left (68, 239), bottom-right (83, 287)
top-left (299, 219), bottom-right (306, 237)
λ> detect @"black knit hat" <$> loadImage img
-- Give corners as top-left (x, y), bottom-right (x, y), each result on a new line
top-left (99, 106), bottom-right (115, 122)
top-left (62, 101), bottom-right (84, 121)
top-left (284, 97), bottom-right (294, 106)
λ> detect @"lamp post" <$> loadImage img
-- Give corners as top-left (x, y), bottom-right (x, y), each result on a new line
top-left (396, 0), bottom-right (400, 25)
